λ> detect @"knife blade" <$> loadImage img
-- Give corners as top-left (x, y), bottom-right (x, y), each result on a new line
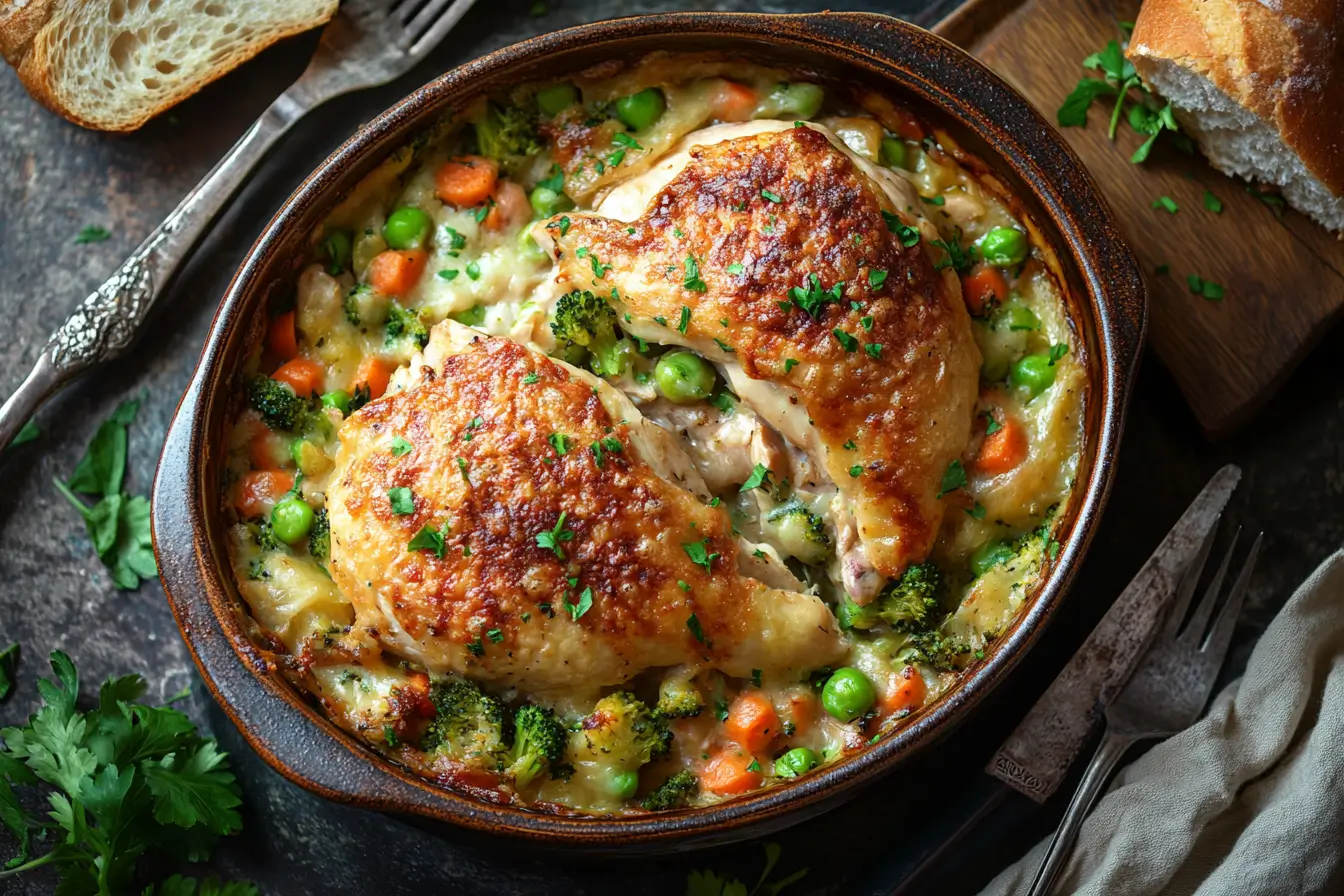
top-left (986, 463), bottom-right (1242, 801)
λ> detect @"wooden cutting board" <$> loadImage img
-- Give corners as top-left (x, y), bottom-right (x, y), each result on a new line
top-left (933, 0), bottom-right (1344, 438)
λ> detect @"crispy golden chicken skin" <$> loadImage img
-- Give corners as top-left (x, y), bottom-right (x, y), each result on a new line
top-left (539, 123), bottom-right (981, 596)
top-left (326, 322), bottom-right (844, 694)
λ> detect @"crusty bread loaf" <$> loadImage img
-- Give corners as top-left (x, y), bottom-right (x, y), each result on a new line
top-left (1128, 0), bottom-right (1344, 232)
top-left (0, 0), bottom-right (337, 132)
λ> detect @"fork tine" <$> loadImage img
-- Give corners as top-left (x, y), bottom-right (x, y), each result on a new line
top-left (408, 0), bottom-right (476, 54)
top-left (1201, 532), bottom-right (1261, 657)
top-left (1165, 514), bottom-right (1221, 635)
top-left (1182, 526), bottom-right (1240, 644)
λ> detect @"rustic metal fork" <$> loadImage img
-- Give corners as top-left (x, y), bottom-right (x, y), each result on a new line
top-left (1027, 523), bottom-right (1263, 896)
top-left (0, 0), bottom-right (477, 448)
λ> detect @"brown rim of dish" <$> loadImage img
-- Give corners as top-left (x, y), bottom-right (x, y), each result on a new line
top-left (152, 11), bottom-right (1145, 853)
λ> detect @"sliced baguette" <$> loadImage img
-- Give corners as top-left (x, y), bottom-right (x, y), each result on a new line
top-left (0, 0), bottom-right (337, 132)
top-left (1128, 0), bottom-right (1344, 232)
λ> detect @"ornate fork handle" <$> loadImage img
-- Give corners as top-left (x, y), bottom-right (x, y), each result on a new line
top-left (0, 91), bottom-right (312, 448)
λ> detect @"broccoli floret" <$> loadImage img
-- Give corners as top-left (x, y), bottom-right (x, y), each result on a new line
top-left (764, 498), bottom-right (832, 564)
top-left (656, 676), bottom-right (704, 719)
top-left (247, 375), bottom-right (315, 431)
top-left (577, 691), bottom-right (672, 766)
top-left (308, 508), bottom-right (330, 560)
top-left (839, 561), bottom-right (940, 632)
top-left (894, 628), bottom-right (970, 672)
top-left (473, 101), bottom-right (541, 173)
top-left (385, 304), bottom-right (429, 350)
top-left (506, 704), bottom-right (567, 788)
top-left (641, 770), bottom-right (698, 811)
top-left (550, 290), bottom-right (634, 378)
top-left (344, 284), bottom-right (370, 326)
top-left (420, 677), bottom-right (511, 765)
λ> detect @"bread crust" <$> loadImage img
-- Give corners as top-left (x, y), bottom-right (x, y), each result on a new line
top-left (1129, 0), bottom-right (1344, 196)
top-left (1, 0), bottom-right (336, 132)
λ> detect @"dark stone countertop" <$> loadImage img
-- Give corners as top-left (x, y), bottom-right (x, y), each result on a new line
top-left (3, 0), bottom-right (1342, 892)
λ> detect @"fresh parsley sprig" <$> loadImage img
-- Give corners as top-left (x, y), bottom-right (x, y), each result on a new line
top-left (0, 650), bottom-right (253, 894)
top-left (53, 399), bottom-right (157, 590)
top-left (1057, 35), bottom-right (1186, 163)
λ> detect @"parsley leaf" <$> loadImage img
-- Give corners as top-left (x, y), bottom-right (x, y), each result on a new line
top-left (1186, 274), bottom-right (1225, 301)
top-left (936, 459), bottom-right (967, 498)
top-left (849, 464), bottom-right (863, 478)
top-left (678, 305), bottom-right (692, 334)
top-left (864, 343), bottom-right (883, 359)
top-left (0, 642), bottom-right (17, 702)
top-left (740, 463), bottom-right (772, 492)
top-left (788, 273), bottom-right (843, 318)
top-left (683, 256), bottom-right (708, 293)
top-left (408, 523), bottom-right (447, 558)
top-left (686, 614), bottom-right (708, 645)
top-left (535, 511), bottom-right (575, 559)
top-left (74, 225), bottom-right (111, 244)
top-left (726, 262), bottom-right (745, 275)
top-left (883, 211), bottom-right (921, 247)
top-left (832, 329), bottom-right (859, 352)
top-left (868, 269), bottom-right (888, 289)
top-left (761, 189), bottom-right (782, 203)
top-left (387, 487), bottom-right (415, 515)
top-left (1057, 77), bottom-right (1119, 127)
top-left (1152, 195), bottom-right (1179, 214)
top-left (1203, 190), bottom-right (1223, 214)
top-left (683, 539), bottom-right (720, 574)
top-left (523, 372), bottom-right (540, 385)
top-left (709, 392), bottom-right (737, 416)
top-left (548, 432), bottom-right (572, 455)
top-left (565, 586), bottom-right (594, 621)
top-left (783, 358), bottom-right (799, 373)
top-left (391, 436), bottom-right (413, 456)
top-left (538, 163), bottom-right (565, 192)
top-left (1048, 343), bottom-right (1070, 364)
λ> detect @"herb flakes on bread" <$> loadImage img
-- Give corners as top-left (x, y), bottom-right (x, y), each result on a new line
top-left (1128, 0), bottom-right (1344, 232)
top-left (0, 0), bottom-right (337, 132)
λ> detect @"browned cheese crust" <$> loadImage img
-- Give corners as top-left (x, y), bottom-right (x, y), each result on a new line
top-left (547, 125), bottom-right (981, 577)
top-left (326, 334), bottom-right (842, 692)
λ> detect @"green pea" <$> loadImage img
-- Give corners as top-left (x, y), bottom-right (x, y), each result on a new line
top-left (322, 229), bottom-right (353, 275)
top-left (271, 497), bottom-right (315, 545)
top-left (382, 206), bottom-right (433, 251)
top-left (1010, 352), bottom-right (1057, 398)
top-left (321, 390), bottom-right (351, 415)
top-left (536, 82), bottom-right (579, 117)
top-left (608, 768), bottom-right (639, 801)
top-left (774, 747), bottom-right (819, 779)
top-left (654, 351), bottom-right (716, 404)
top-left (529, 185), bottom-right (573, 218)
top-left (821, 667), bottom-right (876, 722)
top-left (980, 227), bottom-right (1029, 267)
top-left (762, 82), bottom-right (824, 119)
top-left (614, 88), bottom-right (666, 131)
top-left (970, 540), bottom-right (1016, 577)
top-left (880, 137), bottom-right (908, 169)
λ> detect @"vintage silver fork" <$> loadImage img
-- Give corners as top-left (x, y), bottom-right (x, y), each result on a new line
top-left (0, 0), bottom-right (477, 448)
top-left (1027, 523), bottom-right (1263, 896)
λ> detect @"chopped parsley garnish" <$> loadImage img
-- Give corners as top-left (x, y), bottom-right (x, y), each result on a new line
top-left (686, 613), bottom-right (708, 645)
top-left (438, 269), bottom-right (460, 281)
top-left (683, 256), bottom-right (708, 293)
top-left (726, 262), bottom-right (745, 275)
top-left (548, 432), bottom-right (572, 455)
top-left (710, 497), bottom-right (722, 507)
top-left (387, 487), bottom-right (415, 515)
top-left (715, 698), bottom-right (729, 721)
top-left (460, 416), bottom-right (484, 441)
top-left (921, 195), bottom-right (946, 206)
top-left (443, 226), bottom-right (467, 254)
top-left (860, 316), bottom-right (874, 332)
top-left (937, 459), bottom-right (967, 498)
top-left (709, 392), bottom-right (737, 416)
top-left (1187, 274), bottom-right (1225, 301)
top-left (753, 548), bottom-right (766, 560)
top-left (589, 253), bottom-right (612, 279)
top-left (967, 501), bottom-right (988, 519)
top-left (535, 511), bottom-right (575, 559)
top-left (1048, 343), bottom-right (1070, 365)
top-left (983, 412), bottom-right (1003, 435)
top-left (74, 225), bottom-right (111, 244)
top-left (747, 758), bottom-right (762, 772)
top-left (391, 436), bottom-right (413, 457)
top-left (523, 371), bottom-right (540, 384)
top-left (930, 230), bottom-right (976, 272)
top-left (677, 305), bottom-right (692, 334)
top-left (467, 639), bottom-right (484, 656)
top-left (465, 261), bottom-right (481, 280)
top-left (761, 189), bottom-right (782, 203)
top-left (590, 437), bottom-right (622, 468)
top-left (565, 586), bottom-right (594, 621)
top-left (789, 273), bottom-right (843, 318)
top-left (864, 343), bottom-right (883, 359)
top-left (456, 457), bottom-right (470, 483)
top-left (537, 163), bottom-right (565, 192)
top-left (1203, 190), bottom-right (1223, 214)
top-left (1152, 195), bottom-right (1179, 214)
top-left (473, 200), bottom-right (494, 223)
top-left (713, 338), bottom-right (735, 353)
top-left (882, 211), bottom-right (921, 248)
top-left (683, 539), bottom-right (720, 573)
top-left (608, 149), bottom-right (626, 168)
top-left (849, 464), bottom-right (863, 478)
top-left (678, 580), bottom-right (692, 592)
top-left (551, 216), bottom-right (572, 236)
top-left (408, 523), bottom-right (447, 558)
top-left (868, 269), bottom-right (888, 289)
top-left (740, 463), bottom-right (772, 492)
top-left (783, 358), bottom-right (799, 373)
top-left (832, 328), bottom-right (859, 352)
top-left (613, 131), bottom-right (643, 149)
top-left (654, 315), bottom-right (668, 327)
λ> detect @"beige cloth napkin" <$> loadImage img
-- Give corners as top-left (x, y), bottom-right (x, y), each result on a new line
top-left (982, 549), bottom-right (1344, 896)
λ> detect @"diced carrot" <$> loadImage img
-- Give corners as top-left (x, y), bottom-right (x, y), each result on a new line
top-left (234, 470), bottom-right (294, 518)
top-left (893, 110), bottom-right (925, 142)
top-left (271, 357), bottom-right (324, 398)
top-left (700, 745), bottom-right (764, 796)
top-left (483, 180), bottom-right (529, 232)
top-left (712, 80), bottom-right (758, 122)
top-left (723, 690), bottom-right (781, 753)
top-left (248, 430), bottom-right (291, 471)
top-left (960, 264), bottom-right (1009, 316)
top-left (266, 311), bottom-right (298, 361)
top-left (973, 414), bottom-right (1028, 475)
top-left (880, 665), bottom-right (928, 718)
top-left (354, 356), bottom-right (393, 401)
top-left (784, 689), bottom-right (819, 738)
top-left (367, 249), bottom-right (428, 297)
top-left (435, 155), bottom-right (500, 208)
